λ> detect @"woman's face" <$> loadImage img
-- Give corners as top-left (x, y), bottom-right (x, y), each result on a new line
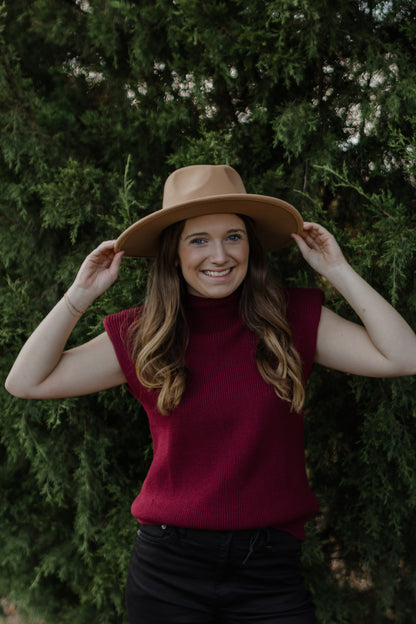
top-left (177, 213), bottom-right (249, 298)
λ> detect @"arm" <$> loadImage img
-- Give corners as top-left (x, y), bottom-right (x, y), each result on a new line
top-left (292, 223), bottom-right (416, 377)
top-left (5, 241), bottom-right (127, 399)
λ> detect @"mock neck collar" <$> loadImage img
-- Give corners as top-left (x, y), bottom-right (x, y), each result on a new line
top-left (186, 287), bottom-right (240, 308)
top-left (185, 288), bottom-right (242, 332)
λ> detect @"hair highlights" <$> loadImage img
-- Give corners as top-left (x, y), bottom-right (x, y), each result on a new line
top-left (238, 217), bottom-right (304, 412)
top-left (131, 217), bottom-right (304, 414)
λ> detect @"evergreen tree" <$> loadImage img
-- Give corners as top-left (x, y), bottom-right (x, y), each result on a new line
top-left (1, 1), bottom-right (415, 622)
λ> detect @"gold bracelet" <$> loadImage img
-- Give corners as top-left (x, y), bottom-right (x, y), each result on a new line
top-left (64, 292), bottom-right (87, 317)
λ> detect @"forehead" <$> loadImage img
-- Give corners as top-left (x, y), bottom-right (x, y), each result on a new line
top-left (182, 213), bottom-right (246, 234)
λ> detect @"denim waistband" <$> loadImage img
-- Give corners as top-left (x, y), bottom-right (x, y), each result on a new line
top-left (139, 524), bottom-right (300, 565)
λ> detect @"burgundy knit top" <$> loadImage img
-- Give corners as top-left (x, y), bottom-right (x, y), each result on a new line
top-left (103, 286), bottom-right (323, 540)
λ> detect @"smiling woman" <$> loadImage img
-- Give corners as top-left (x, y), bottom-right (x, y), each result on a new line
top-left (177, 213), bottom-right (249, 298)
top-left (131, 208), bottom-right (305, 418)
top-left (5, 164), bottom-right (416, 624)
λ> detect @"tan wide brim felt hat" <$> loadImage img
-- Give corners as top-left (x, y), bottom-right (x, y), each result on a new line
top-left (115, 164), bottom-right (303, 257)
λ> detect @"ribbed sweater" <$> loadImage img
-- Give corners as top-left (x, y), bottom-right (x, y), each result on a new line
top-left (103, 286), bottom-right (323, 540)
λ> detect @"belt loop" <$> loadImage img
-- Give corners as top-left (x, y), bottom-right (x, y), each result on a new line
top-left (265, 527), bottom-right (272, 549)
top-left (242, 528), bottom-right (272, 565)
top-left (242, 530), bottom-right (261, 566)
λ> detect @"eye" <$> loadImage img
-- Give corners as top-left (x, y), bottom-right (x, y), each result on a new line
top-left (190, 237), bottom-right (207, 245)
top-left (227, 233), bottom-right (243, 242)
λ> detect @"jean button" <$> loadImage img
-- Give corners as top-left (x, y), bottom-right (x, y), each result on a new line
top-left (161, 524), bottom-right (167, 530)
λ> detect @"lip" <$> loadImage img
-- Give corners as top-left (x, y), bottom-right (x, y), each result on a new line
top-left (201, 267), bottom-right (234, 278)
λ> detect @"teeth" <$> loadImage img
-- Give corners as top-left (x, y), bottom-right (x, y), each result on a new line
top-left (203, 268), bottom-right (232, 277)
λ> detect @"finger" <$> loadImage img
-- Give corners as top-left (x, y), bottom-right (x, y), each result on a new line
top-left (88, 242), bottom-right (120, 266)
top-left (95, 240), bottom-right (118, 250)
top-left (110, 250), bottom-right (124, 274)
top-left (301, 222), bottom-right (324, 239)
top-left (302, 223), bottom-right (332, 244)
top-left (302, 225), bottom-right (332, 248)
top-left (298, 230), bottom-right (321, 251)
top-left (302, 222), bottom-right (329, 234)
top-left (89, 240), bottom-right (118, 259)
top-left (291, 233), bottom-right (312, 257)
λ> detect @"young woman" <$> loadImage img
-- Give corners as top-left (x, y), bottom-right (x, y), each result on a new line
top-left (6, 165), bottom-right (416, 624)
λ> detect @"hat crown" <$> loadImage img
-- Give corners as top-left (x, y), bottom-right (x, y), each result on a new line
top-left (163, 164), bottom-right (247, 210)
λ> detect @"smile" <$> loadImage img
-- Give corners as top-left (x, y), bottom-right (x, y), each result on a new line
top-left (202, 268), bottom-right (234, 277)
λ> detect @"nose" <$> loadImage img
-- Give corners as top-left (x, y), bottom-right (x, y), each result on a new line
top-left (210, 241), bottom-right (228, 264)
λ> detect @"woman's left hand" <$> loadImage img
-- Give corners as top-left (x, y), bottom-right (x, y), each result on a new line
top-left (291, 222), bottom-right (347, 277)
top-left (293, 224), bottom-right (416, 378)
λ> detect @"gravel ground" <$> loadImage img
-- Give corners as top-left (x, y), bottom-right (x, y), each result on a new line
top-left (0, 599), bottom-right (43, 624)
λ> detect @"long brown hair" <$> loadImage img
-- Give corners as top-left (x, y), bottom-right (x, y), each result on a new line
top-left (131, 216), bottom-right (304, 414)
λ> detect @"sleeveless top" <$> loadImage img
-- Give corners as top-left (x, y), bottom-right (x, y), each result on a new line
top-left (103, 287), bottom-right (324, 540)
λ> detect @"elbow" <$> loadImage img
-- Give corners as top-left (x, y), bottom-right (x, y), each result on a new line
top-left (402, 365), bottom-right (416, 377)
top-left (387, 360), bottom-right (416, 378)
top-left (4, 375), bottom-right (31, 399)
top-left (396, 353), bottom-right (416, 377)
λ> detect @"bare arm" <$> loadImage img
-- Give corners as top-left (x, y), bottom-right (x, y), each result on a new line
top-left (5, 241), bottom-right (127, 399)
top-left (292, 223), bottom-right (416, 377)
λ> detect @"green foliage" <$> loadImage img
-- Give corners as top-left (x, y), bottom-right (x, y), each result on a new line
top-left (1, 0), bottom-right (416, 622)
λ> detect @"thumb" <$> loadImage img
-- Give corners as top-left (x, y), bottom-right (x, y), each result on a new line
top-left (291, 232), bottom-right (310, 259)
top-left (109, 250), bottom-right (125, 279)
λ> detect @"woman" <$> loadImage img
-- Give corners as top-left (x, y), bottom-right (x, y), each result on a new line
top-left (6, 164), bottom-right (416, 624)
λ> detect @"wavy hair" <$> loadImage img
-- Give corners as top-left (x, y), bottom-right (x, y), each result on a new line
top-left (130, 216), bottom-right (304, 415)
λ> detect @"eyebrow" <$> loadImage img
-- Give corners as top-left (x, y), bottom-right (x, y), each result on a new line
top-left (182, 228), bottom-right (247, 241)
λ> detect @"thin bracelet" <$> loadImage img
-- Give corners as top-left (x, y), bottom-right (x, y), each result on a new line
top-left (64, 292), bottom-right (87, 317)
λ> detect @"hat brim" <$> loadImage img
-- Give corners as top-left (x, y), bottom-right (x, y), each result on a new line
top-left (115, 194), bottom-right (303, 257)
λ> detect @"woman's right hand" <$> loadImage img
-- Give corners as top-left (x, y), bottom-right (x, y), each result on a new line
top-left (67, 241), bottom-right (125, 310)
top-left (5, 240), bottom-right (127, 400)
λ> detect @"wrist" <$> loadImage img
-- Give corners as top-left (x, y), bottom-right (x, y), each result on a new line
top-left (322, 260), bottom-right (357, 288)
top-left (65, 285), bottom-right (95, 315)
top-left (322, 260), bottom-right (355, 286)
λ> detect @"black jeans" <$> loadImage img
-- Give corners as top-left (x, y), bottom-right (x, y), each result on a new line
top-left (125, 524), bottom-right (317, 623)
